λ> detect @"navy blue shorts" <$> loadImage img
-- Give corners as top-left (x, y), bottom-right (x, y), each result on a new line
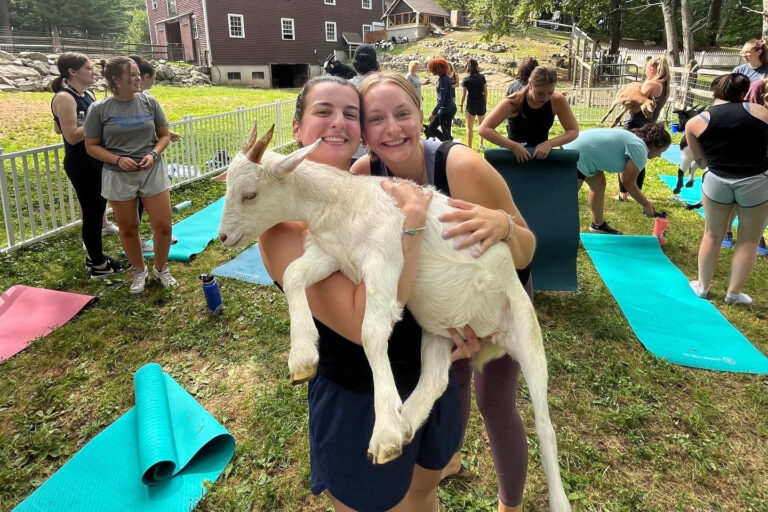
top-left (308, 369), bottom-right (461, 512)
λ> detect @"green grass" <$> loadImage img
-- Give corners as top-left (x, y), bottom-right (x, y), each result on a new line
top-left (1, 85), bottom-right (768, 512)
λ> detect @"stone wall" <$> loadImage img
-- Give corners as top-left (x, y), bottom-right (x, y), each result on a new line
top-left (0, 50), bottom-right (212, 93)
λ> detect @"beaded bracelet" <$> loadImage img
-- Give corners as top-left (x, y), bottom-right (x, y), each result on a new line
top-left (402, 226), bottom-right (426, 236)
top-left (497, 209), bottom-right (516, 243)
top-left (115, 156), bottom-right (123, 166)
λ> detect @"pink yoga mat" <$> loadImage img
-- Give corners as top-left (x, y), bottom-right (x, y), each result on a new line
top-left (0, 285), bottom-right (95, 361)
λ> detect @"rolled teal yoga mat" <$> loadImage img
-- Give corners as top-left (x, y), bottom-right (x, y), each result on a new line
top-left (14, 363), bottom-right (235, 512)
top-left (212, 243), bottom-right (272, 285)
top-left (580, 234), bottom-right (768, 374)
top-left (143, 197), bottom-right (225, 261)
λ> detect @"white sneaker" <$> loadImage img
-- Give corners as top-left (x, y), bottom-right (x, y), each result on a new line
top-left (153, 264), bottom-right (178, 288)
top-left (141, 240), bottom-right (154, 254)
top-left (689, 280), bottom-right (709, 299)
top-left (102, 222), bottom-right (120, 235)
top-left (130, 267), bottom-right (149, 294)
top-left (725, 292), bottom-right (752, 305)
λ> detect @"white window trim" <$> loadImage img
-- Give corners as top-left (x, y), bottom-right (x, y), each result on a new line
top-left (151, 0), bottom-right (157, 9)
top-left (362, 0), bottom-right (372, 10)
top-left (191, 14), bottom-right (198, 39)
top-left (228, 14), bottom-right (245, 39)
top-left (363, 24), bottom-right (373, 35)
top-left (281, 18), bottom-right (295, 40)
top-left (324, 0), bottom-right (336, 4)
top-left (167, 0), bottom-right (177, 16)
top-left (325, 21), bottom-right (337, 42)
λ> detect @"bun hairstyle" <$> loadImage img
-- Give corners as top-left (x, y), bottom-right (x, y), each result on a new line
top-left (52, 52), bottom-right (90, 93)
top-left (515, 57), bottom-right (539, 84)
top-left (711, 72), bottom-right (751, 102)
top-left (630, 122), bottom-right (671, 151)
top-left (745, 38), bottom-right (768, 65)
top-left (101, 56), bottom-right (134, 94)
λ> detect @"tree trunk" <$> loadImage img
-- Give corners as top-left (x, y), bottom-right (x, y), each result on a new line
top-left (716, 2), bottom-right (729, 46)
top-left (0, 0), bottom-right (10, 31)
top-left (609, 0), bottom-right (621, 54)
top-left (764, 0), bottom-right (768, 39)
top-left (706, 0), bottom-right (723, 46)
top-left (660, 0), bottom-right (681, 66)
top-left (681, 0), bottom-right (694, 64)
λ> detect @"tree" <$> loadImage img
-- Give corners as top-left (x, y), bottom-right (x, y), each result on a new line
top-left (705, 0), bottom-right (724, 45)
top-left (609, 0), bottom-right (621, 54)
top-left (659, 0), bottom-right (681, 65)
top-left (681, 0), bottom-right (694, 64)
top-left (126, 8), bottom-right (149, 44)
top-left (469, 0), bottom-right (518, 40)
top-left (0, 0), bottom-right (10, 31)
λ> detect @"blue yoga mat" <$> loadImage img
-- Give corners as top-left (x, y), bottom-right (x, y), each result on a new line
top-left (144, 197), bottom-right (225, 261)
top-left (212, 243), bottom-right (272, 285)
top-left (661, 145), bottom-right (682, 166)
top-left (580, 234), bottom-right (768, 374)
top-left (14, 363), bottom-right (235, 511)
top-left (658, 175), bottom-right (742, 227)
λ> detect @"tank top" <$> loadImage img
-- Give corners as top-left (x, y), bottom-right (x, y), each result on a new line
top-left (626, 80), bottom-right (668, 127)
top-left (51, 86), bottom-right (97, 153)
top-left (506, 94), bottom-right (555, 147)
top-left (698, 103), bottom-right (768, 178)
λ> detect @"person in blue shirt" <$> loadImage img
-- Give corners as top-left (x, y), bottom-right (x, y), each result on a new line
top-left (564, 124), bottom-right (671, 234)
top-left (733, 39), bottom-right (768, 83)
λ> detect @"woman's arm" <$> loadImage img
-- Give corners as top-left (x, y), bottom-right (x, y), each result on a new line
top-left (85, 137), bottom-right (140, 171)
top-left (259, 181), bottom-right (431, 344)
top-left (478, 97), bottom-right (531, 162)
top-left (434, 76), bottom-right (448, 114)
top-left (621, 159), bottom-right (655, 217)
top-left (52, 93), bottom-right (84, 145)
top-left (532, 93), bottom-right (579, 159)
top-left (440, 145), bottom-right (536, 266)
top-left (640, 80), bottom-right (662, 98)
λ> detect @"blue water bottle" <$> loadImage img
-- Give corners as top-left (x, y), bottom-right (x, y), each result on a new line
top-left (199, 274), bottom-right (224, 315)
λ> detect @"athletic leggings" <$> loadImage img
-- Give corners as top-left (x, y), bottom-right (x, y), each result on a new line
top-left (618, 168), bottom-right (646, 194)
top-left (452, 272), bottom-right (533, 507)
top-left (64, 151), bottom-right (107, 266)
top-left (427, 107), bottom-right (456, 141)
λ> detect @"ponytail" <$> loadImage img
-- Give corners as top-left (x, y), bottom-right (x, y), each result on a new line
top-left (53, 52), bottom-right (90, 93)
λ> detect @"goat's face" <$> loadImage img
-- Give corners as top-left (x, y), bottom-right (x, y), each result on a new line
top-left (218, 124), bottom-right (320, 247)
top-left (640, 98), bottom-right (656, 119)
top-left (674, 105), bottom-right (704, 130)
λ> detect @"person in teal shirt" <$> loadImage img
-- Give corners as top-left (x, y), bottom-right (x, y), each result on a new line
top-left (564, 124), bottom-right (670, 234)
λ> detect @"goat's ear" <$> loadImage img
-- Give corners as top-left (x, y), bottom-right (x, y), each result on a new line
top-left (276, 138), bottom-right (321, 175)
top-left (246, 124), bottom-right (275, 164)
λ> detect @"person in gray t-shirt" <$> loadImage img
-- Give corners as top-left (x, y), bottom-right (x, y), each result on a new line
top-left (84, 56), bottom-right (177, 294)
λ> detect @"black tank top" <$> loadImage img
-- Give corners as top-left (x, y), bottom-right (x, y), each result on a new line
top-left (698, 103), bottom-right (768, 178)
top-left (51, 86), bottom-right (96, 153)
top-left (625, 80), bottom-right (668, 128)
top-left (506, 94), bottom-right (555, 147)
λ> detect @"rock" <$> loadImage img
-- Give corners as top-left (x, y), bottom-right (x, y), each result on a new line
top-left (42, 75), bottom-right (57, 91)
top-left (15, 80), bottom-right (44, 92)
top-left (643, 40), bottom-right (656, 47)
top-left (489, 43), bottom-right (507, 53)
top-left (158, 59), bottom-right (167, 65)
top-left (0, 84), bottom-right (17, 92)
top-left (0, 50), bottom-right (14, 64)
top-left (25, 60), bottom-right (49, 76)
top-left (0, 64), bottom-right (42, 80)
top-left (20, 52), bottom-right (48, 62)
top-left (193, 65), bottom-right (209, 74)
top-left (154, 64), bottom-right (175, 81)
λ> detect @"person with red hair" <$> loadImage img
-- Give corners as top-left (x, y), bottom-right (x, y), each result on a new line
top-left (425, 57), bottom-right (457, 141)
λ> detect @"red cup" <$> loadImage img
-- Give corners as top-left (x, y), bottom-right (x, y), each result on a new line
top-left (654, 215), bottom-right (669, 245)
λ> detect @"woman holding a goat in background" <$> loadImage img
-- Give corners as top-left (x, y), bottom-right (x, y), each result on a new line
top-left (479, 66), bottom-right (578, 164)
top-left (259, 75), bottom-right (471, 512)
top-left (686, 72), bottom-right (768, 305)
top-left (84, 56), bottom-right (177, 294)
top-left (351, 72), bottom-right (537, 512)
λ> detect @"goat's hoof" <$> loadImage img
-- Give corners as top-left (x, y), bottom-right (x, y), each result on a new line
top-left (685, 180), bottom-right (694, 188)
top-left (289, 366), bottom-right (316, 385)
top-left (368, 444), bottom-right (402, 465)
top-left (672, 187), bottom-right (682, 194)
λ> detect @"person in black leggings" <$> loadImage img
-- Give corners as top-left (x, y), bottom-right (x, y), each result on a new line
top-left (50, 52), bottom-right (122, 278)
top-left (425, 57), bottom-right (457, 141)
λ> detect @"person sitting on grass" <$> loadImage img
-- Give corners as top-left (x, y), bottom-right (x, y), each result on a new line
top-left (563, 123), bottom-right (671, 234)
top-left (686, 72), bottom-right (768, 305)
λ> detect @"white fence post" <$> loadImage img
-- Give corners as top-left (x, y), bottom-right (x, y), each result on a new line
top-left (274, 99), bottom-right (283, 148)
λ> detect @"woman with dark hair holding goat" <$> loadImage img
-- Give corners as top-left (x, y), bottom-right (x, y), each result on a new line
top-left (51, 52), bottom-right (124, 278)
top-left (686, 73), bottom-right (768, 305)
top-left (479, 66), bottom-right (578, 163)
top-left (564, 123), bottom-right (671, 234)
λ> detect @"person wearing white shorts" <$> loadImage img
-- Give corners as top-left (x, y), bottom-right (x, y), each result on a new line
top-left (686, 73), bottom-right (768, 305)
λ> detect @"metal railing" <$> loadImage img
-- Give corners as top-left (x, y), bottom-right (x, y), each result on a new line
top-left (619, 47), bottom-right (741, 69)
top-left (1, 100), bottom-right (295, 253)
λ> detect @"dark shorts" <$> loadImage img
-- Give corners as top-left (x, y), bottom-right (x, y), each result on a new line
top-left (466, 100), bottom-right (486, 117)
top-left (308, 369), bottom-right (462, 512)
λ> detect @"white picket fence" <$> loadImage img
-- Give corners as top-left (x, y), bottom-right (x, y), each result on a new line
top-left (619, 48), bottom-right (741, 69)
top-left (2, 82), bottom-right (696, 253)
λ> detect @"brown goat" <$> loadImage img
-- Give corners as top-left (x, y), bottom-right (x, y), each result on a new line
top-left (600, 82), bottom-right (655, 127)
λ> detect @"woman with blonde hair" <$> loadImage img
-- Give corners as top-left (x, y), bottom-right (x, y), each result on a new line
top-left (616, 55), bottom-right (671, 201)
top-left (405, 60), bottom-right (422, 102)
top-left (479, 65), bottom-right (578, 163)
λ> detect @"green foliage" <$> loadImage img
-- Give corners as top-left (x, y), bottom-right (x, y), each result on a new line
top-left (720, 0), bottom-right (762, 47)
top-left (9, 0), bottom-right (138, 35)
top-left (126, 8), bottom-right (150, 44)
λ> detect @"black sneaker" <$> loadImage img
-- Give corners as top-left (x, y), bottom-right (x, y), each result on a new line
top-left (90, 257), bottom-right (125, 279)
top-left (84, 256), bottom-right (93, 271)
top-left (589, 221), bottom-right (623, 235)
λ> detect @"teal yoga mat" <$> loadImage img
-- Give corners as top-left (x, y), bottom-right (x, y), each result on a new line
top-left (143, 197), bottom-right (225, 261)
top-left (581, 234), bottom-right (768, 374)
top-left (212, 243), bottom-right (272, 285)
top-left (485, 148), bottom-right (581, 291)
top-left (661, 145), bottom-right (682, 166)
top-left (14, 363), bottom-right (235, 512)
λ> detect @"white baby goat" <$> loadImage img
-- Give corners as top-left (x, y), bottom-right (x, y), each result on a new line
top-left (218, 125), bottom-right (571, 511)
